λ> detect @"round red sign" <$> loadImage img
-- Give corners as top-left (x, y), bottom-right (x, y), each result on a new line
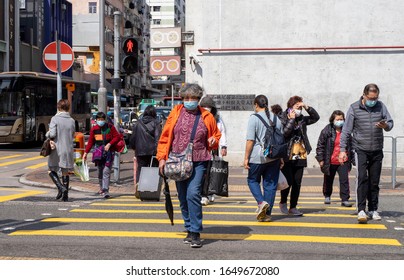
top-left (42, 41), bottom-right (74, 73)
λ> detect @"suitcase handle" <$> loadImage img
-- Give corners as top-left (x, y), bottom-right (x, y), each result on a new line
top-left (150, 156), bottom-right (157, 167)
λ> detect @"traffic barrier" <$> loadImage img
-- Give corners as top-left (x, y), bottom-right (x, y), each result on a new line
top-left (74, 132), bottom-right (85, 164)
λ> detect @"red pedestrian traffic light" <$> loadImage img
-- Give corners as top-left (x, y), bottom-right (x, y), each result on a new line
top-left (122, 38), bottom-right (139, 74)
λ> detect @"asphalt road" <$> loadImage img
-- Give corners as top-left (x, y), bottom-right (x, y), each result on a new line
top-left (1, 144), bottom-right (404, 260)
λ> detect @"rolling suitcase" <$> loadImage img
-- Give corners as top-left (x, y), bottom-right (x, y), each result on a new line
top-left (137, 157), bottom-right (162, 201)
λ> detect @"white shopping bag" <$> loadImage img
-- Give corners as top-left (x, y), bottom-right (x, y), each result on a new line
top-left (277, 171), bottom-right (289, 191)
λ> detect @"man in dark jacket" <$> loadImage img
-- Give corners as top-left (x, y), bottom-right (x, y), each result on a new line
top-left (129, 105), bottom-right (162, 182)
top-left (339, 83), bottom-right (394, 224)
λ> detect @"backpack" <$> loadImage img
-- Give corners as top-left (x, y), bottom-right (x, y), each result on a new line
top-left (254, 113), bottom-right (288, 159)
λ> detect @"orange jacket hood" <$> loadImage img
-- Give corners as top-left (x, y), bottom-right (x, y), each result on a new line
top-left (156, 104), bottom-right (221, 161)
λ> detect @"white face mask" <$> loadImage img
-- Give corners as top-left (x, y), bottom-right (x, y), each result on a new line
top-left (203, 107), bottom-right (211, 112)
top-left (294, 109), bottom-right (302, 117)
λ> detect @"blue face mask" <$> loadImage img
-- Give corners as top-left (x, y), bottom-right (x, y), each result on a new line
top-left (365, 100), bottom-right (377, 107)
top-left (334, 120), bottom-right (344, 127)
top-left (184, 101), bottom-right (199, 111)
top-left (96, 120), bottom-right (106, 127)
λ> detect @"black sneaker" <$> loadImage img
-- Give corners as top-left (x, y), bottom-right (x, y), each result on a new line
top-left (183, 231), bottom-right (192, 244)
top-left (190, 232), bottom-right (202, 248)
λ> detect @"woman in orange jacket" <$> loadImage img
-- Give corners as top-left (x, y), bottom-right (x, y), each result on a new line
top-left (157, 83), bottom-right (221, 248)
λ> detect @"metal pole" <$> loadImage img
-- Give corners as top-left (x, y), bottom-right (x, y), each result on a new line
top-left (392, 137), bottom-right (397, 189)
top-left (14, 0), bottom-right (20, 71)
top-left (97, 0), bottom-right (107, 113)
top-left (56, 32), bottom-right (62, 101)
top-left (113, 11), bottom-right (121, 182)
top-left (171, 84), bottom-right (174, 109)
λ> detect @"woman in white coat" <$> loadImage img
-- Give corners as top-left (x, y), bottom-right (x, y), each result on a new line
top-left (47, 99), bottom-right (76, 202)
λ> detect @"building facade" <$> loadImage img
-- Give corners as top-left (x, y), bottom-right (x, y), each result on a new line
top-left (72, 0), bottom-right (152, 106)
top-left (1, 0), bottom-right (73, 74)
top-left (185, 0), bottom-right (403, 167)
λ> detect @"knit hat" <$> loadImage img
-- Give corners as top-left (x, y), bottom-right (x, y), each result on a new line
top-left (199, 96), bottom-right (216, 108)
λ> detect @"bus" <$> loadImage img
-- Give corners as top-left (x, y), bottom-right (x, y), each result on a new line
top-left (0, 72), bottom-right (91, 143)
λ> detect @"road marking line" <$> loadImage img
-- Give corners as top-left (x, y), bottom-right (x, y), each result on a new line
top-left (0, 154), bottom-right (23, 161)
top-left (25, 162), bottom-right (48, 169)
top-left (41, 217), bottom-right (386, 230)
top-left (0, 190), bottom-right (47, 203)
top-left (229, 174), bottom-right (357, 179)
top-left (70, 208), bottom-right (356, 218)
top-left (0, 156), bottom-right (44, 167)
top-left (117, 196), bottom-right (333, 200)
top-left (89, 202), bottom-right (355, 211)
top-left (9, 230), bottom-right (401, 246)
top-left (110, 198), bottom-right (348, 205)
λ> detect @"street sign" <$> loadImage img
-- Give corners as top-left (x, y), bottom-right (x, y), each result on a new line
top-left (66, 83), bottom-right (75, 92)
top-left (42, 41), bottom-right (74, 73)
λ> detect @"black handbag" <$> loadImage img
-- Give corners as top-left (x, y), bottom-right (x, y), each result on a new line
top-left (39, 138), bottom-right (52, 157)
top-left (203, 159), bottom-right (229, 197)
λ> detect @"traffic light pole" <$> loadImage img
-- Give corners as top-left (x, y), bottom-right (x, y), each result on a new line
top-left (113, 11), bottom-right (121, 183)
top-left (97, 1), bottom-right (107, 114)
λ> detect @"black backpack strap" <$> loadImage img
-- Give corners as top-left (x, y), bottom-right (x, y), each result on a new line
top-left (254, 113), bottom-right (274, 128)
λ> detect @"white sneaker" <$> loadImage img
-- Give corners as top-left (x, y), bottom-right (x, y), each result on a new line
top-left (358, 210), bottom-right (368, 224)
top-left (201, 197), bottom-right (209, 206)
top-left (255, 201), bottom-right (269, 220)
top-left (208, 195), bottom-right (215, 202)
top-left (372, 211), bottom-right (382, 221)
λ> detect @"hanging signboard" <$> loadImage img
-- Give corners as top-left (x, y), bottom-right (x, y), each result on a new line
top-left (150, 56), bottom-right (181, 76)
top-left (150, 27), bottom-right (181, 48)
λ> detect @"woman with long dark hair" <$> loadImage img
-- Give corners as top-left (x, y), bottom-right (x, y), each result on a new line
top-left (130, 105), bottom-right (161, 183)
top-left (243, 95), bottom-right (291, 222)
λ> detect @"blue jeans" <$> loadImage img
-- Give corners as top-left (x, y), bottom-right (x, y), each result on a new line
top-left (176, 161), bottom-right (208, 233)
top-left (247, 160), bottom-right (280, 215)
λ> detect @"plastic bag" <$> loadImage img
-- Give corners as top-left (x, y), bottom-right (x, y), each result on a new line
top-left (277, 171), bottom-right (289, 191)
top-left (74, 160), bottom-right (90, 182)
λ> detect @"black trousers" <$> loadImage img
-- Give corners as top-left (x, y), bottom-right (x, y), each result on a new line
top-left (322, 162), bottom-right (351, 201)
top-left (280, 161), bottom-right (304, 209)
top-left (355, 149), bottom-right (383, 212)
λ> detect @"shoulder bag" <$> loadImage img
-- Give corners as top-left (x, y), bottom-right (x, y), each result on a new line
top-left (39, 138), bottom-right (52, 157)
top-left (164, 113), bottom-right (200, 181)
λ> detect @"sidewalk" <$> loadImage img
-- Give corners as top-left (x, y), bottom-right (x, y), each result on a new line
top-left (20, 152), bottom-right (404, 196)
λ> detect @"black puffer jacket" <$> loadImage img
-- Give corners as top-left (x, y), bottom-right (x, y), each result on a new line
top-left (315, 123), bottom-right (354, 175)
top-left (279, 106), bottom-right (320, 162)
top-left (129, 116), bottom-right (161, 156)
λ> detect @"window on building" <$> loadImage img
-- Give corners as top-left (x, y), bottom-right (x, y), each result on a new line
top-left (153, 19), bottom-right (161, 25)
top-left (153, 6), bottom-right (161, 12)
top-left (89, 2), bottom-right (97, 14)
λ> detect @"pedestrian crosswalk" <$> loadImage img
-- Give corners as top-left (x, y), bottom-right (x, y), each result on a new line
top-left (0, 153), bottom-right (47, 169)
top-left (8, 194), bottom-right (403, 248)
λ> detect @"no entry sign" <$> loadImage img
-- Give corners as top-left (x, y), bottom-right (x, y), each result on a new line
top-left (42, 41), bottom-right (74, 73)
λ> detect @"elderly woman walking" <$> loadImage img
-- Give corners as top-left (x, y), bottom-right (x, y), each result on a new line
top-left (157, 83), bottom-right (221, 248)
top-left (47, 99), bottom-right (76, 202)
